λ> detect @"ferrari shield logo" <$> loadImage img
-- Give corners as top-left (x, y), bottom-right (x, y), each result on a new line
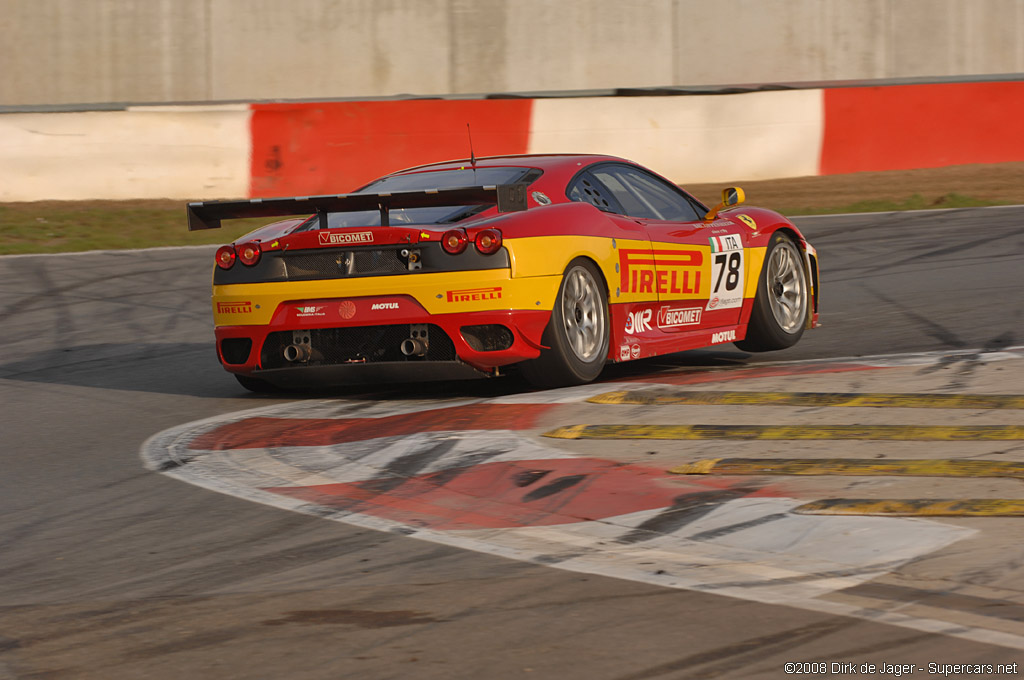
top-left (736, 214), bottom-right (757, 230)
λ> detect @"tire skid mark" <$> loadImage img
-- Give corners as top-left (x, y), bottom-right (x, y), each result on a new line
top-left (263, 456), bottom-right (754, 531)
top-left (615, 488), bottom-right (759, 545)
top-left (685, 513), bottom-right (790, 542)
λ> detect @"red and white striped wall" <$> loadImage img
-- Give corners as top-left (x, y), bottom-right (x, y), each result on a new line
top-left (2, 81), bottom-right (1023, 202)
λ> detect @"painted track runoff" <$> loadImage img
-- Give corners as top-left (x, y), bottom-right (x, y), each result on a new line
top-left (141, 348), bottom-right (1024, 652)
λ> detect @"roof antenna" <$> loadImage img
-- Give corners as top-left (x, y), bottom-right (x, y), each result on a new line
top-left (466, 123), bottom-right (477, 182)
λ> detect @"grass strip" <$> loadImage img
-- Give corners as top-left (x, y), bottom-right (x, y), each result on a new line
top-left (776, 192), bottom-right (1005, 216)
top-left (0, 192), bottom-right (1011, 255)
top-left (0, 201), bottom-right (275, 255)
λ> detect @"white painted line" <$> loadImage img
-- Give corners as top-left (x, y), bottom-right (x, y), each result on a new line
top-left (140, 422), bottom-right (1003, 645)
top-left (0, 243), bottom-right (219, 259)
top-left (756, 346), bottom-right (1024, 367)
top-left (790, 203), bottom-right (1024, 220)
top-left (125, 104), bottom-right (251, 114)
top-left (145, 425), bottom-right (972, 601)
top-left (493, 349), bottom-right (1024, 404)
top-left (5, 202), bottom-right (1023, 259)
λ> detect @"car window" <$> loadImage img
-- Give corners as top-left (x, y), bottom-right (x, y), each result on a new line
top-left (297, 166), bottom-right (537, 229)
top-left (360, 166), bottom-right (532, 193)
top-left (588, 164), bottom-right (703, 222)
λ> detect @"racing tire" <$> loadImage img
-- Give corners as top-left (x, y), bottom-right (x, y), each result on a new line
top-left (234, 374), bottom-right (284, 393)
top-left (520, 258), bottom-right (609, 388)
top-left (734, 231), bottom-right (808, 352)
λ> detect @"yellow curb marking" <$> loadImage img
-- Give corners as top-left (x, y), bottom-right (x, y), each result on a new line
top-left (563, 389), bottom-right (1024, 517)
top-left (542, 424), bottom-right (1024, 441)
top-left (671, 459), bottom-right (1024, 517)
top-left (793, 499), bottom-right (1024, 517)
top-left (545, 423), bottom-right (587, 440)
top-left (587, 390), bottom-right (1024, 409)
top-left (669, 458), bottom-right (1024, 479)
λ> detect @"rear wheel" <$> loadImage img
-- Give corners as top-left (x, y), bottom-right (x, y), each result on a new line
top-left (520, 258), bottom-right (609, 388)
top-left (735, 231), bottom-right (808, 352)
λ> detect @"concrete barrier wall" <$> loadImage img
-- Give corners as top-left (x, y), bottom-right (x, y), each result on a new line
top-left (3, 0), bottom-right (1024, 107)
top-left (820, 82), bottom-right (1024, 174)
top-left (0, 106), bottom-right (250, 201)
top-left (4, 79), bottom-right (1024, 202)
top-left (674, 0), bottom-right (1024, 85)
top-left (1, 0), bottom-right (211, 106)
top-left (526, 91), bottom-right (824, 184)
top-left (249, 100), bottom-right (533, 197)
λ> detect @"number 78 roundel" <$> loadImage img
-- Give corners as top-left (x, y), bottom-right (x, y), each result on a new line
top-left (707, 234), bottom-right (745, 311)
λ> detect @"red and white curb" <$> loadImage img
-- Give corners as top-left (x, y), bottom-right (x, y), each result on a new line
top-left (141, 348), bottom-right (1024, 649)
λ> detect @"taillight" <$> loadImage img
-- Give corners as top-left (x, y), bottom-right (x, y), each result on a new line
top-left (475, 229), bottom-right (502, 255)
top-left (441, 229), bottom-right (468, 254)
top-left (237, 241), bottom-right (261, 266)
top-left (215, 245), bottom-right (236, 270)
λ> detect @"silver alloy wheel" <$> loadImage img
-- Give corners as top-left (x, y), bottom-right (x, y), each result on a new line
top-left (561, 265), bottom-right (606, 362)
top-left (766, 239), bottom-right (808, 334)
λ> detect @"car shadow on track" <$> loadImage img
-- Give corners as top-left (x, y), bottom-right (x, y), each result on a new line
top-left (272, 349), bottom-right (755, 401)
top-left (0, 343), bottom-right (251, 399)
top-left (0, 343), bottom-right (755, 401)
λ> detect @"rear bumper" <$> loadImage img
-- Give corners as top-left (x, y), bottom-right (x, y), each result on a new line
top-left (244, 361), bottom-right (491, 388)
top-left (215, 301), bottom-right (551, 384)
top-left (211, 267), bottom-right (561, 386)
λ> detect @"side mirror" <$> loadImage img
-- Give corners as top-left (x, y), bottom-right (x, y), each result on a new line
top-left (704, 186), bottom-right (745, 221)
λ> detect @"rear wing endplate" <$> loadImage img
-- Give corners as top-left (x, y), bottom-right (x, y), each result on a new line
top-left (187, 184), bottom-right (528, 231)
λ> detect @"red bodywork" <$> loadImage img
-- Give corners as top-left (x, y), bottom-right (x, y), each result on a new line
top-left (204, 154), bottom-right (820, 386)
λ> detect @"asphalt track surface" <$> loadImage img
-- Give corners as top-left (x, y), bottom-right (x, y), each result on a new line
top-left (1, 206), bottom-right (1022, 679)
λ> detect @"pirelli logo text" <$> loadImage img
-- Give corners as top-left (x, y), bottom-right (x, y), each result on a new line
top-left (217, 301), bottom-right (252, 314)
top-left (446, 286), bottom-right (502, 303)
top-left (319, 231), bottom-right (374, 246)
top-left (619, 249), bottom-right (703, 295)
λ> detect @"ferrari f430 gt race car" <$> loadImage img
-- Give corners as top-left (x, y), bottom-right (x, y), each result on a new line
top-left (189, 154), bottom-right (819, 391)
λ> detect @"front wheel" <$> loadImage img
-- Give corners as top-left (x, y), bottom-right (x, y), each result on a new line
top-left (520, 259), bottom-right (609, 388)
top-left (734, 231), bottom-right (808, 352)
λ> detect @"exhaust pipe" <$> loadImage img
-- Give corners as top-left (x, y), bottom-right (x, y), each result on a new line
top-left (400, 338), bottom-right (427, 357)
top-left (283, 344), bottom-right (311, 362)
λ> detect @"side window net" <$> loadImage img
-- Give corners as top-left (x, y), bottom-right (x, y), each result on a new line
top-left (568, 176), bottom-right (614, 212)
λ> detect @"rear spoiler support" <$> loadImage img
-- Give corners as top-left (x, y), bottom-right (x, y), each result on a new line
top-left (187, 183), bottom-right (528, 231)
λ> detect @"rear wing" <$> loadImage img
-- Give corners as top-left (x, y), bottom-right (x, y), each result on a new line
top-left (187, 184), bottom-right (529, 231)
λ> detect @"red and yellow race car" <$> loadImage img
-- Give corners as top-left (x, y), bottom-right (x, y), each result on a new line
top-left (189, 154), bottom-right (819, 391)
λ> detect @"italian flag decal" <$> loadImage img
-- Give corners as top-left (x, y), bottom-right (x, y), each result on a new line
top-left (708, 233), bottom-right (742, 252)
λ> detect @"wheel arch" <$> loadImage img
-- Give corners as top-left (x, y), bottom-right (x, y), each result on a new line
top-left (518, 255), bottom-right (611, 387)
top-left (769, 225), bottom-right (818, 329)
top-left (751, 226), bottom-right (817, 333)
top-left (565, 253), bottom-right (611, 300)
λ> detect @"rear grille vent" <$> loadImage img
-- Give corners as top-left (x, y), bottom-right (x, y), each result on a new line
top-left (260, 324), bottom-right (456, 369)
top-left (461, 324), bottom-right (514, 352)
top-left (283, 247), bottom-right (409, 280)
top-left (220, 338), bottom-right (252, 364)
